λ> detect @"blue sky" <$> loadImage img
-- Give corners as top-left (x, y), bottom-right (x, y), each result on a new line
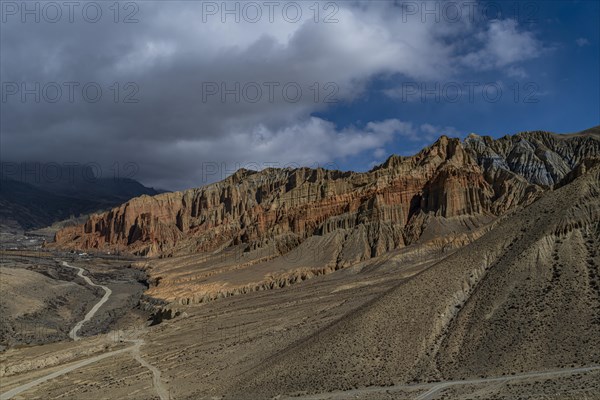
top-left (2, 0), bottom-right (599, 190)
top-left (318, 0), bottom-right (600, 170)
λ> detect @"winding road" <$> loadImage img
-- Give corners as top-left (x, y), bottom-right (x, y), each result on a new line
top-left (2, 261), bottom-right (597, 400)
top-left (61, 261), bottom-right (112, 341)
top-left (0, 261), bottom-right (168, 400)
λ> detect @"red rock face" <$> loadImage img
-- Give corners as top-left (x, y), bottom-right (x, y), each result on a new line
top-left (52, 131), bottom-right (599, 258)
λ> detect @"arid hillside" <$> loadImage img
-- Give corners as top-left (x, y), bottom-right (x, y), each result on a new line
top-left (224, 159), bottom-right (600, 399)
top-left (50, 130), bottom-right (600, 306)
top-left (10, 161), bottom-right (597, 400)
top-left (3, 132), bottom-right (600, 400)
top-left (53, 130), bottom-right (598, 258)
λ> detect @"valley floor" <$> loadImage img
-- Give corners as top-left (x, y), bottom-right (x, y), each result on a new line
top-left (1, 242), bottom-right (599, 399)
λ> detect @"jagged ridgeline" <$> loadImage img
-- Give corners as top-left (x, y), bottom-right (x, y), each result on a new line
top-left (52, 129), bottom-right (600, 258)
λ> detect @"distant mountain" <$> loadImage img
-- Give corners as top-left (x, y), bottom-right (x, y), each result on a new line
top-left (0, 163), bottom-right (164, 230)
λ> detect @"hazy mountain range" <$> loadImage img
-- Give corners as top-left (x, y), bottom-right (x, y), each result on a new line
top-left (0, 163), bottom-right (163, 230)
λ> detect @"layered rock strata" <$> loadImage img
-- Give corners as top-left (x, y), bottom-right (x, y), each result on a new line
top-left (53, 129), bottom-right (599, 259)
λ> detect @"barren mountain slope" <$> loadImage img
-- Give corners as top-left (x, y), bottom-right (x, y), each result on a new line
top-left (52, 136), bottom-right (499, 257)
top-left (3, 134), bottom-right (599, 400)
top-left (464, 128), bottom-right (600, 187)
top-left (225, 164), bottom-right (600, 398)
top-left (137, 212), bottom-right (494, 305)
top-left (52, 130), bottom-right (599, 259)
top-left (48, 129), bottom-right (600, 309)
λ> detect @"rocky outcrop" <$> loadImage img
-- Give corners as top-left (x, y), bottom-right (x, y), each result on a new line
top-left (53, 129), bottom-right (600, 259)
top-left (464, 129), bottom-right (600, 186)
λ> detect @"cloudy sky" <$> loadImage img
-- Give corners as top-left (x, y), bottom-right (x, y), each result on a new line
top-left (1, 0), bottom-right (599, 190)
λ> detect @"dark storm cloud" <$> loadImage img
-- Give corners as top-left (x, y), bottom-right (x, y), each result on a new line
top-left (1, 1), bottom-right (543, 190)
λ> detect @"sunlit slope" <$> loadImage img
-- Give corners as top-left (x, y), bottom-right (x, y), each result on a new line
top-left (229, 164), bottom-right (600, 398)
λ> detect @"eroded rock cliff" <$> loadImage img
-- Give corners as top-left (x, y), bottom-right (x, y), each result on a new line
top-left (53, 129), bottom-right (599, 260)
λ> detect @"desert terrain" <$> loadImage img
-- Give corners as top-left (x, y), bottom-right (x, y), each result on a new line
top-left (1, 130), bottom-right (599, 399)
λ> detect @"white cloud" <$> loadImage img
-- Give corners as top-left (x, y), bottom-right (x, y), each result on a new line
top-left (373, 148), bottom-right (387, 159)
top-left (145, 117), bottom-right (412, 188)
top-left (366, 119), bottom-right (417, 139)
top-left (420, 123), bottom-right (462, 140)
top-left (576, 37), bottom-right (590, 47)
top-left (505, 66), bottom-right (528, 78)
top-left (461, 19), bottom-right (542, 70)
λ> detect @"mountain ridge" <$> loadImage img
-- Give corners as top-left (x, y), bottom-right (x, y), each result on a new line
top-left (226, 157), bottom-right (600, 399)
top-left (51, 128), bottom-right (599, 259)
top-left (0, 163), bottom-right (163, 230)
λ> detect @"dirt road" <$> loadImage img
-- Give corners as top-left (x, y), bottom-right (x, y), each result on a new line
top-left (0, 261), bottom-right (168, 400)
top-left (288, 365), bottom-right (600, 400)
top-left (413, 366), bottom-right (600, 400)
top-left (129, 338), bottom-right (170, 400)
top-left (0, 346), bottom-right (133, 400)
top-left (62, 261), bottom-right (112, 341)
